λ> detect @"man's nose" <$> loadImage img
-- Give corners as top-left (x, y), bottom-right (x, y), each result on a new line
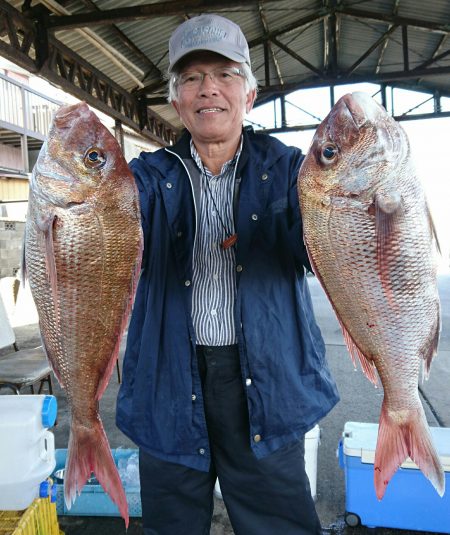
top-left (199, 73), bottom-right (219, 94)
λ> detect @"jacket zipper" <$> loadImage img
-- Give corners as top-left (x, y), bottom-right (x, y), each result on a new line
top-left (164, 147), bottom-right (198, 259)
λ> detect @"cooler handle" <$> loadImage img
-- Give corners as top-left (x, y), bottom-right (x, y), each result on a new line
top-left (40, 430), bottom-right (55, 463)
top-left (337, 439), bottom-right (344, 469)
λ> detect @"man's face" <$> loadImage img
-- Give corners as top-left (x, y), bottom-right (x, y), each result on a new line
top-left (171, 52), bottom-right (256, 146)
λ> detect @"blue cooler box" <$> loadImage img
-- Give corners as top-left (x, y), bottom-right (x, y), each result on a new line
top-left (52, 448), bottom-right (142, 517)
top-left (338, 422), bottom-right (450, 532)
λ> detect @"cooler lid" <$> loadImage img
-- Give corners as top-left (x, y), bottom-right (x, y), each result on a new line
top-left (342, 421), bottom-right (450, 471)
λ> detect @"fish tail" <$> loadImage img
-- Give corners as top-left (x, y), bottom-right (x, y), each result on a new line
top-left (64, 418), bottom-right (129, 527)
top-left (374, 402), bottom-right (445, 500)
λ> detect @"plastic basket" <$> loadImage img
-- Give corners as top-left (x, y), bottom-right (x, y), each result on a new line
top-left (0, 484), bottom-right (63, 535)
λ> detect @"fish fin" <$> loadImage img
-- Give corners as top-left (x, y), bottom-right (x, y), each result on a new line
top-left (36, 213), bottom-right (58, 304)
top-left (64, 418), bottom-right (129, 528)
top-left (21, 227), bottom-right (27, 286)
top-left (425, 199), bottom-right (441, 255)
top-left (374, 402), bottom-right (445, 500)
top-left (422, 303), bottom-right (441, 380)
top-left (96, 240), bottom-right (143, 400)
top-left (374, 191), bottom-right (403, 305)
top-left (339, 319), bottom-right (379, 386)
top-left (305, 238), bottom-right (379, 386)
top-left (39, 333), bottom-right (65, 386)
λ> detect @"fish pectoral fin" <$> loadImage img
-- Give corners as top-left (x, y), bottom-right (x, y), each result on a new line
top-left (374, 191), bottom-right (403, 304)
top-left (21, 227), bottom-right (27, 286)
top-left (374, 190), bottom-right (403, 256)
top-left (339, 318), bottom-right (378, 386)
top-left (36, 212), bottom-right (58, 303)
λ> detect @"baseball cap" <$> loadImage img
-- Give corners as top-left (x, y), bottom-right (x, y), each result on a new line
top-left (168, 14), bottom-right (251, 72)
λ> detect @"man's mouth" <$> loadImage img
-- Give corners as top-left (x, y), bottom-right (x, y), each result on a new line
top-left (197, 108), bottom-right (224, 114)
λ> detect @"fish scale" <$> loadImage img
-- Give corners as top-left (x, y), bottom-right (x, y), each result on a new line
top-left (298, 91), bottom-right (443, 499)
top-left (24, 102), bottom-right (143, 527)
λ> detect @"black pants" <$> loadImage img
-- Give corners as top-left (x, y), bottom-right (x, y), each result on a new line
top-left (139, 345), bottom-right (322, 535)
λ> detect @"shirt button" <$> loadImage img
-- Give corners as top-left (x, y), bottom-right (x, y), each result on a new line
top-left (199, 448), bottom-right (206, 455)
top-left (251, 214), bottom-right (258, 221)
top-left (236, 265), bottom-right (243, 272)
top-left (192, 394), bottom-right (196, 401)
top-left (184, 280), bottom-right (191, 287)
top-left (211, 309), bottom-right (217, 316)
top-left (166, 182), bottom-right (173, 189)
top-left (177, 231), bottom-right (183, 237)
top-left (261, 173), bottom-right (268, 181)
top-left (245, 378), bottom-right (252, 386)
top-left (253, 434), bottom-right (262, 443)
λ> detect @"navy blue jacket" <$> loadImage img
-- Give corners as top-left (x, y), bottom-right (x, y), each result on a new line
top-left (116, 127), bottom-right (339, 471)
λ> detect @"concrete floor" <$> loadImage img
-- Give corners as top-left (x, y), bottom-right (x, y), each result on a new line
top-left (1, 273), bottom-right (449, 535)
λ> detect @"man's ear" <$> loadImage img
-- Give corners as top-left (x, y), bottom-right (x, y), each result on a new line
top-left (246, 89), bottom-right (257, 114)
top-left (171, 100), bottom-right (180, 116)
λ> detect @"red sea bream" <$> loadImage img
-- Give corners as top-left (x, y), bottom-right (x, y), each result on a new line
top-left (24, 102), bottom-right (143, 526)
top-left (298, 92), bottom-right (444, 499)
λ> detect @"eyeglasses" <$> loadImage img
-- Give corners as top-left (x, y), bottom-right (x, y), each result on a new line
top-left (176, 67), bottom-right (244, 89)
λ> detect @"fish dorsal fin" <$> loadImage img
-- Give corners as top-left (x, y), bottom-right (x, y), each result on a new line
top-left (338, 317), bottom-right (379, 386)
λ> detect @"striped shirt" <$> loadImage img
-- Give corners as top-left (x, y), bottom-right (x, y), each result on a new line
top-left (190, 139), bottom-right (242, 346)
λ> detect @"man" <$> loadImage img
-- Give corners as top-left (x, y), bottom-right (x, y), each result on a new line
top-left (116, 14), bottom-right (339, 535)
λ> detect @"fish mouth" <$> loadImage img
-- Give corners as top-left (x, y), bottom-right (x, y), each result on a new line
top-left (338, 92), bottom-right (406, 161)
top-left (340, 92), bottom-right (387, 129)
top-left (54, 102), bottom-right (91, 129)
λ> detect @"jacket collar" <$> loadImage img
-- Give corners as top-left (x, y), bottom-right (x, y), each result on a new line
top-left (166, 126), bottom-right (252, 173)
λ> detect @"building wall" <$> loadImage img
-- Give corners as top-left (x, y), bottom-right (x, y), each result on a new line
top-left (0, 178), bottom-right (29, 202)
top-left (0, 143), bottom-right (23, 171)
top-left (0, 219), bottom-right (25, 277)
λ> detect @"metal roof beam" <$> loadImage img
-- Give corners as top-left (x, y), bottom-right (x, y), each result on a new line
top-left (257, 109), bottom-right (450, 134)
top-left (345, 25), bottom-right (399, 77)
top-left (45, 0), bottom-right (260, 29)
top-left (270, 37), bottom-right (323, 77)
top-left (336, 7), bottom-right (450, 35)
top-left (258, 2), bottom-right (283, 86)
top-left (414, 48), bottom-right (450, 71)
top-left (257, 65), bottom-right (450, 101)
top-left (0, 0), bottom-right (178, 146)
top-left (375, 0), bottom-right (400, 74)
top-left (325, 1), bottom-right (338, 77)
top-left (78, 0), bottom-right (162, 82)
top-left (248, 11), bottom-right (328, 48)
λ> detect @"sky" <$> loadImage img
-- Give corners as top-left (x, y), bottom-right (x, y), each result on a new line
top-left (247, 82), bottom-right (450, 274)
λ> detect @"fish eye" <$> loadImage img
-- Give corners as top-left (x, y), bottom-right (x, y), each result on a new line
top-left (320, 143), bottom-right (338, 165)
top-left (84, 147), bottom-right (106, 169)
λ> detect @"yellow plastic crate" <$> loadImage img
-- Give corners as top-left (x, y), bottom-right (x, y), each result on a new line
top-left (0, 493), bottom-right (63, 535)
